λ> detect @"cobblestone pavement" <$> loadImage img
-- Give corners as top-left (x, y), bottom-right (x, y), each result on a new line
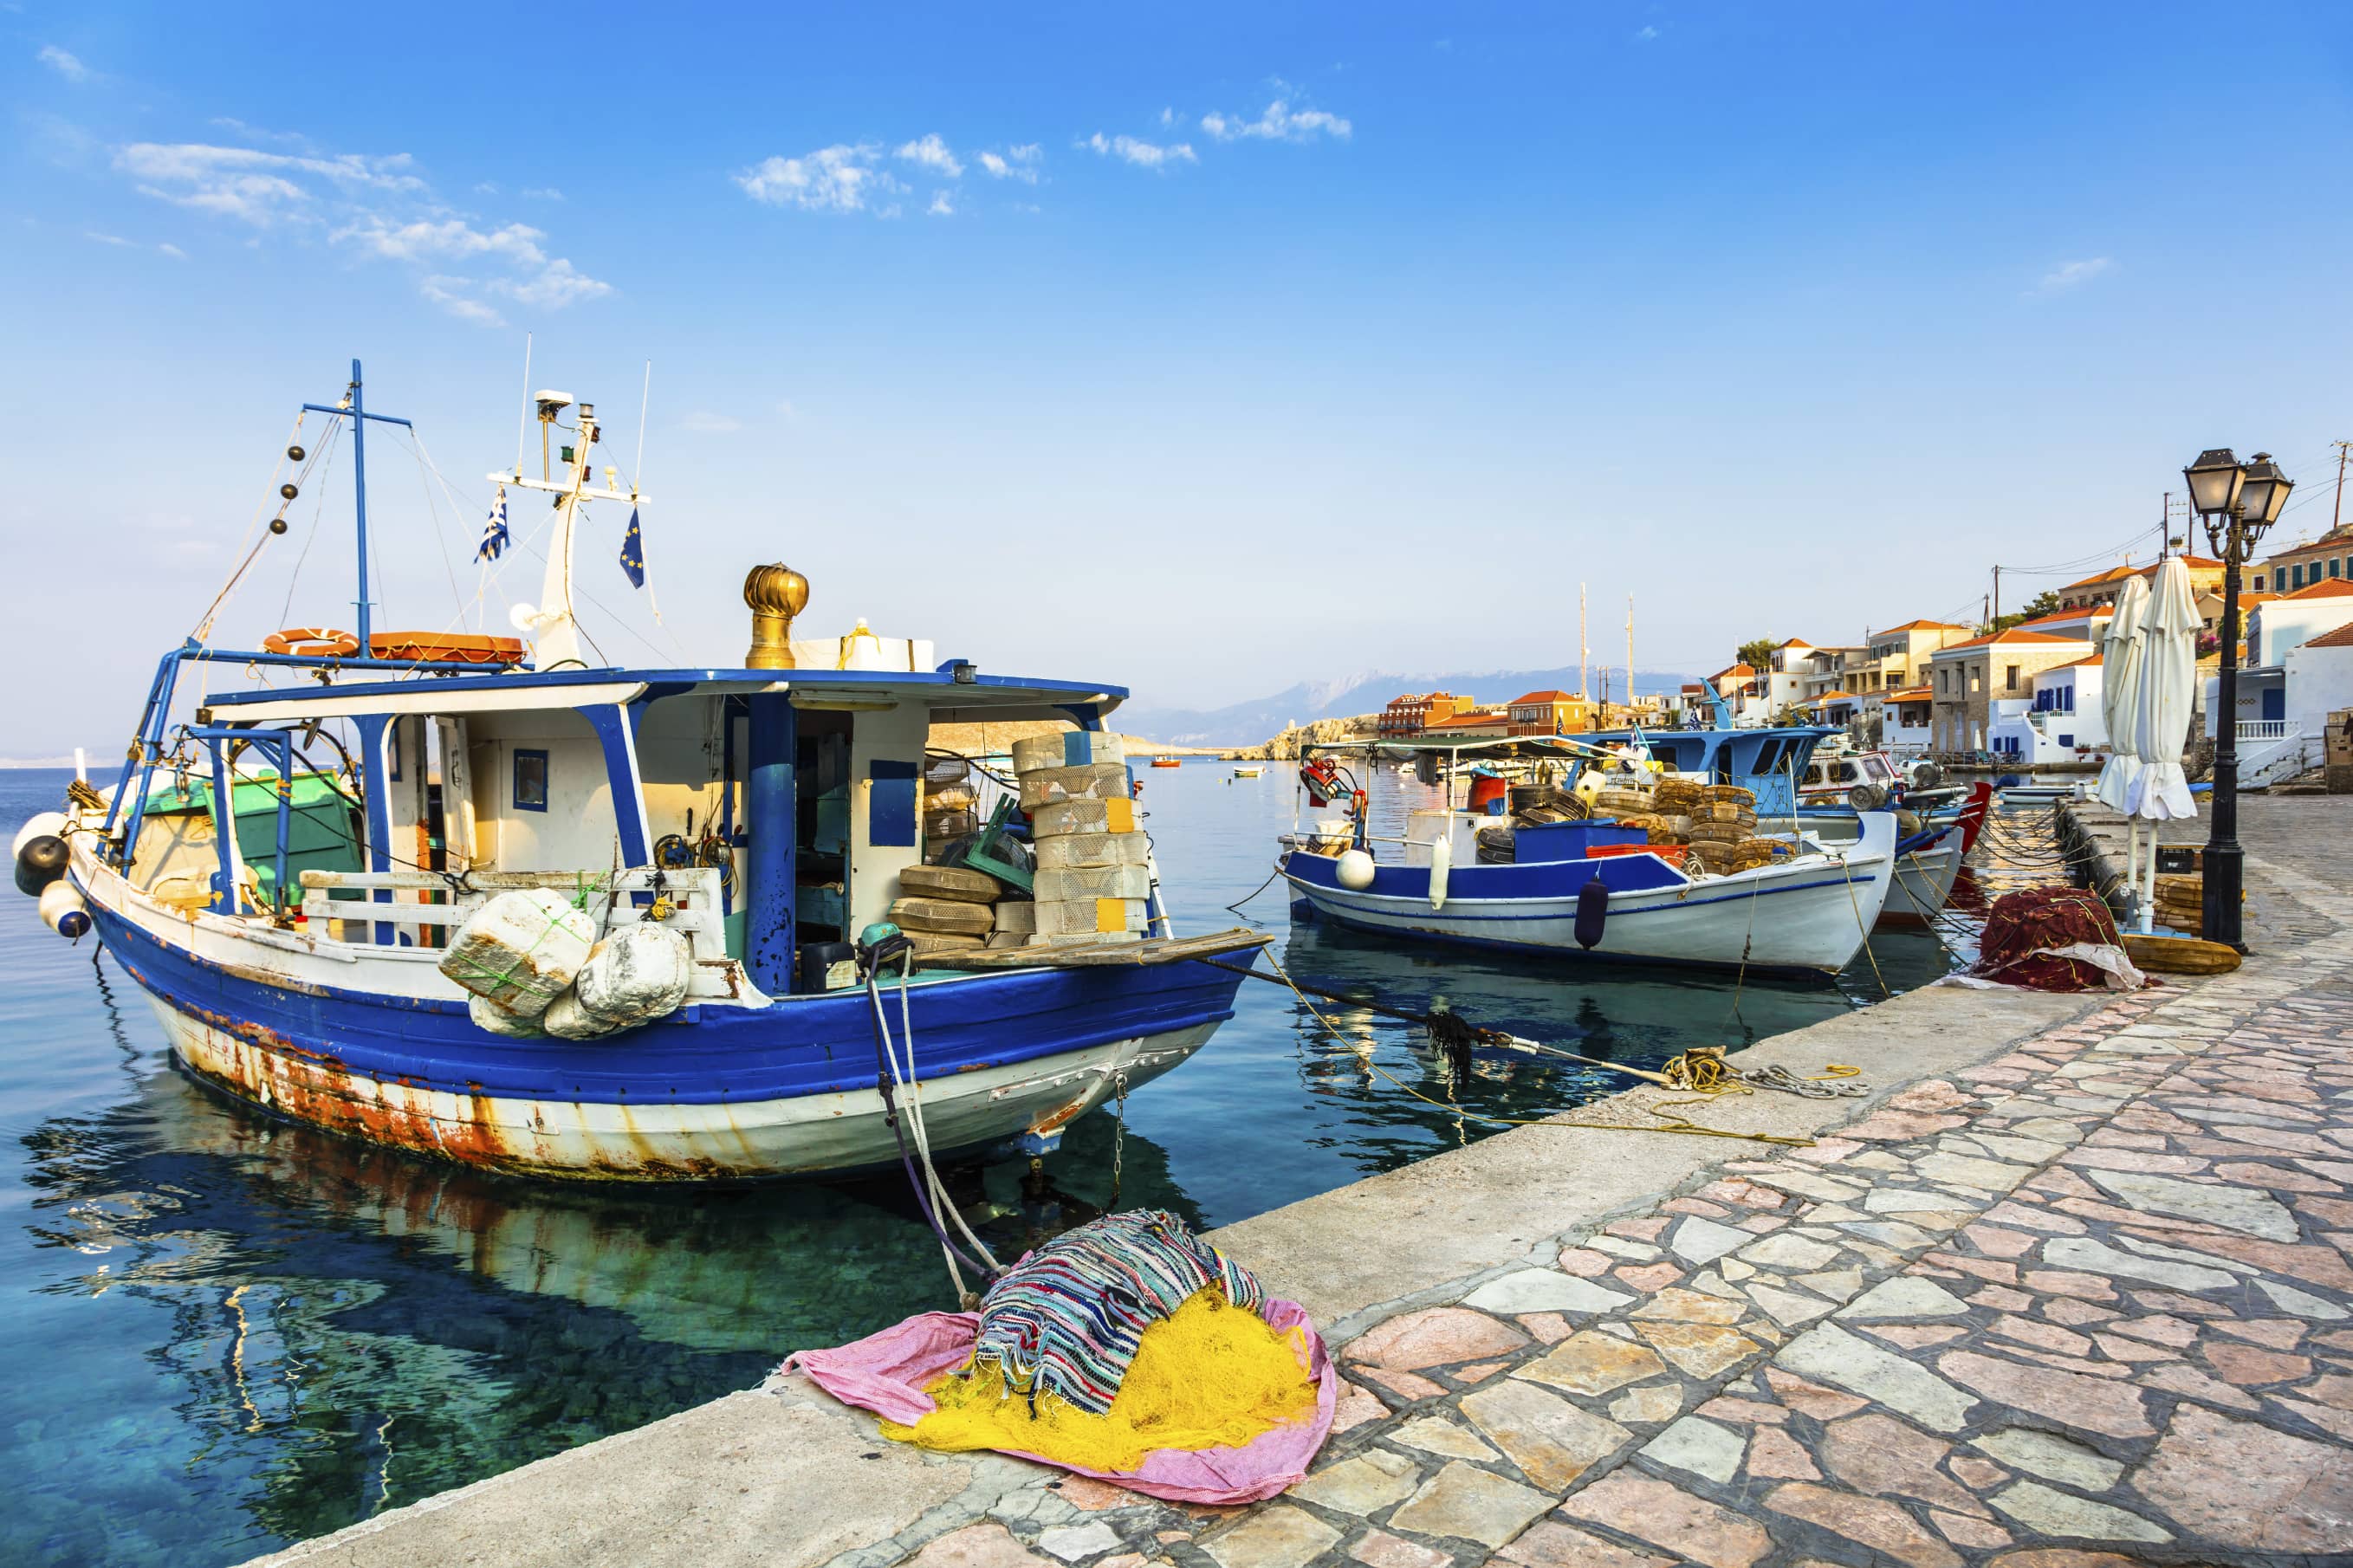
top-left (887, 815), bottom-right (2353, 1568)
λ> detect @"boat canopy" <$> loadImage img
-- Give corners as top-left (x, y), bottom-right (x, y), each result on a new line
top-left (202, 664), bottom-right (1126, 728)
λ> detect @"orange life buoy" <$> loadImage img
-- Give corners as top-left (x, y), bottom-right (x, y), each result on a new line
top-left (368, 632), bottom-right (528, 666)
top-left (263, 626), bottom-right (361, 658)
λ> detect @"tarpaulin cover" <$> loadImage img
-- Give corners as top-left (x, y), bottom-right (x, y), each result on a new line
top-left (1973, 887), bottom-right (2140, 991)
top-left (782, 1296), bottom-right (1336, 1504)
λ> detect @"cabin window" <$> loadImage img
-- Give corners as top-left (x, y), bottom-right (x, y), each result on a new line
top-left (514, 748), bottom-right (549, 812)
top-left (387, 722), bottom-right (403, 781)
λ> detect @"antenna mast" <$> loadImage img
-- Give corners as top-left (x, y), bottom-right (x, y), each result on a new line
top-left (1625, 594), bottom-right (1635, 718)
top-left (1578, 583), bottom-right (1589, 703)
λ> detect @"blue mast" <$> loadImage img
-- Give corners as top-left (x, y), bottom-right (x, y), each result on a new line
top-left (302, 359), bottom-right (412, 651)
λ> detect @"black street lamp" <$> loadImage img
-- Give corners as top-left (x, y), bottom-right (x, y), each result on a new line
top-left (2181, 447), bottom-right (2292, 949)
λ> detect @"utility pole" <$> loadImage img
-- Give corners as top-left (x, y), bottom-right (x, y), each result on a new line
top-left (2333, 441), bottom-right (2350, 533)
top-left (2161, 493), bottom-right (2171, 560)
top-left (1991, 565), bottom-right (2000, 628)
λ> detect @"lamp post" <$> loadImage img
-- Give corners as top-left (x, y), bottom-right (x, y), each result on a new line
top-left (2181, 448), bottom-right (2292, 949)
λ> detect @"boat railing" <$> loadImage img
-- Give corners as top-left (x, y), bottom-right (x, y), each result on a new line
top-left (295, 866), bottom-right (729, 971)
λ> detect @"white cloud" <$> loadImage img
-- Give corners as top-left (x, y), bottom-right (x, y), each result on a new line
top-left (116, 141), bottom-right (425, 226)
top-left (419, 275), bottom-right (504, 326)
top-left (158, 243), bottom-right (186, 258)
top-left (38, 45), bottom-right (88, 81)
top-left (83, 230), bottom-right (132, 246)
top-left (1200, 99), bottom-right (1352, 142)
top-left (927, 191), bottom-right (955, 217)
top-left (1158, 107), bottom-right (1176, 128)
top-left (2038, 257), bottom-right (2113, 293)
top-left (1081, 133), bottom-right (1196, 169)
top-left (474, 180), bottom-right (500, 195)
top-left (736, 143), bottom-right (895, 212)
top-left (521, 185), bottom-right (564, 201)
top-left (895, 133), bottom-right (963, 178)
top-left (1634, 25), bottom-right (1660, 42)
top-left (678, 411), bottom-right (742, 434)
top-left (111, 133), bottom-right (610, 324)
top-left (978, 144), bottom-right (1042, 184)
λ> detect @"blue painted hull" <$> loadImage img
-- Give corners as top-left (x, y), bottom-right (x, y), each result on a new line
top-left (94, 903), bottom-right (1245, 1180)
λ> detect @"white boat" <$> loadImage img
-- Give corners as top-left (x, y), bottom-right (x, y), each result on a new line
top-left (1280, 734), bottom-right (1897, 978)
top-left (10, 361), bottom-right (1254, 1182)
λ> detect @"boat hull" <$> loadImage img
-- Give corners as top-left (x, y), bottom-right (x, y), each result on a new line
top-left (86, 870), bottom-right (1242, 1182)
top-left (1280, 820), bottom-right (1894, 978)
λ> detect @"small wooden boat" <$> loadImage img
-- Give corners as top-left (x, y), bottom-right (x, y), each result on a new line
top-left (1232, 766), bottom-right (1264, 778)
top-left (1151, 756), bottom-right (1182, 768)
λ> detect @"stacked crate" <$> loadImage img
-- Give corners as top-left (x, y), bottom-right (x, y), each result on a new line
top-left (1682, 785), bottom-right (1760, 875)
top-left (1010, 731), bottom-right (1149, 946)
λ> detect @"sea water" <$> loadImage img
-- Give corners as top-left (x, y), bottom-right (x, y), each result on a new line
top-left (0, 764), bottom-right (1951, 1567)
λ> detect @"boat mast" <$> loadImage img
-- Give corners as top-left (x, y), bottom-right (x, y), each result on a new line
top-left (299, 359), bottom-right (412, 651)
top-left (489, 387), bottom-right (646, 671)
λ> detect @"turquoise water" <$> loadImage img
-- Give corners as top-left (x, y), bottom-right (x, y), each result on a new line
top-left (0, 763), bottom-right (1949, 1566)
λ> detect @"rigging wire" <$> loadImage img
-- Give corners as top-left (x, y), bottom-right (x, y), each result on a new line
top-left (275, 421), bottom-right (345, 628)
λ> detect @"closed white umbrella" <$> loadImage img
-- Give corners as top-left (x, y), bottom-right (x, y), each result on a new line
top-left (2129, 556), bottom-right (2201, 822)
top-left (2091, 576), bottom-right (2149, 813)
top-left (2123, 558), bottom-right (2201, 931)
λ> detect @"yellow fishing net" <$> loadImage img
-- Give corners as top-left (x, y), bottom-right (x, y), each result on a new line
top-left (883, 1289), bottom-right (1317, 1474)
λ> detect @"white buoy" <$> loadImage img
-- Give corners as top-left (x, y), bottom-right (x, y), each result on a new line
top-left (12, 811), bottom-right (67, 862)
top-left (1429, 833), bottom-right (1453, 910)
top-left (38, 880), bottom-right (89, 938)
top-left (1335, 849), bottom-right (1376, 890)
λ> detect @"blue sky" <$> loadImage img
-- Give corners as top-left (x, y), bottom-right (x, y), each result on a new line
top-left (4, 3), bottom-right (2351, 753)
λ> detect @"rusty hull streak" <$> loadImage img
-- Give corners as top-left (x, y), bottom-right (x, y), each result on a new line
top-left (126, 954), bottom-right (755, 1183)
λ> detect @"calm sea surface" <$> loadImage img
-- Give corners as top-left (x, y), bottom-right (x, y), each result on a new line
top-left (0, 762), bottom-right (1954, 1567)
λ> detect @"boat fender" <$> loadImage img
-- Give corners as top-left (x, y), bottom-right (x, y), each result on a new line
top-left (15, 834), bottom-right (68, 897)
top-left (1428, 833), bottom-right (1451, 910)
top-left (1335, 849), bottom-right (1376, 891)
top-left (38, 880), bottom-right (89, 940)
top-left (1574, 877), bottom-right (1609, 949)
top-left (12, 811), bottom-right (68, 862)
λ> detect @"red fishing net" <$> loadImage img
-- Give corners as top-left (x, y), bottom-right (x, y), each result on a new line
top-left (1974, 888), bottom-right (2127, 992)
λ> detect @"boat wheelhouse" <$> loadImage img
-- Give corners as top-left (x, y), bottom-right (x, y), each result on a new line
top-left (23, 362), bottom-right (1254, 1181)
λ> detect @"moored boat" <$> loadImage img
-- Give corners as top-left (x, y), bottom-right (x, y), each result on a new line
top-left (1280, 732), bottom-right (1897, 977)
top-left (13, 362), bottom-right (1253, 1182)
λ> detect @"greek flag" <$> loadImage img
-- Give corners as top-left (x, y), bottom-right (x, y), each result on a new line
top-left (476, 486), bottom-right (509, 561)
top-left (619, 506), bottom-right (645, 588)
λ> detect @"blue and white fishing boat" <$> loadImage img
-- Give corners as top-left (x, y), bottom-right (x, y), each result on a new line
top-left (1280, 728), bottom-right (1898, 977)
top-left (12, 362), bottom-right (1256, 1182)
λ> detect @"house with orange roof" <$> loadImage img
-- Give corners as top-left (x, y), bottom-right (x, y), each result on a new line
top-left (2253, 522), bottom-right (2353, 595)
top-left (2281, 622), bottom-right (2353, 753)
top-left (1927, 627), bottom-right (2097, 753)
top-left (1854, 619), bottom-right (1976, 747)
top-left (1881, 685), bottom-right (1936, 755)
top-left (2056, 556), bottom-right (2227, 614)
top-left (2212, 576), bottom-right (2353, 751)
top-left (1505, 690), bottom-right (1592, 736)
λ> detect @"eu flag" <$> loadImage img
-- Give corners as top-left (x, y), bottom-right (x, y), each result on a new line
top-left (619, 507), bottom-right (645, 588)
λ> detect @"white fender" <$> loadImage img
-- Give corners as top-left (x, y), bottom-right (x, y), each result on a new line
top-left (39, 879), bottom-right (89, 938)
top-left (1429, 831), bottom-right (1452, 910)
top-left (13, 811), bottom-right (67, 861)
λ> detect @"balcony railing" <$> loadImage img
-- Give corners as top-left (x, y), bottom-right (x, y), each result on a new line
top-left (2236, 720), bottom-right (2291, 742)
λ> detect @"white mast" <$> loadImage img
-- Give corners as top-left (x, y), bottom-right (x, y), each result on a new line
top-left (1578, 583), bottom-right (1589, 704)
top-left (489, 389), bottom-right (646, 671)
top-left (1625, 594), bottom-right (1635, 720)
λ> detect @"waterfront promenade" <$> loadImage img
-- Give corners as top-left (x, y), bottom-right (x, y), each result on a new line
top-left (248, 798), bottom-right (2353, 1568)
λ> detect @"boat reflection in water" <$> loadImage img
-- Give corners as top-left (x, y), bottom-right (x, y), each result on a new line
top-left (13, 957), bottom-right (1196, 1566)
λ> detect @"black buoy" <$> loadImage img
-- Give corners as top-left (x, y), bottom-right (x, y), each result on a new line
top-left (1574, 875), bottom-right (1609, 949)
top-left (269, 516), bottom-right (289, 535)
top-left (14, 834), bottom-right (68, 897)
top-left (280, 482), bottom-right (299, 501)
top-left (287, 443), bottom-right (306, 462)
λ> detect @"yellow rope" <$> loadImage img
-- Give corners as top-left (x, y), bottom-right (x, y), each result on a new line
top-left (1260, 956), bottom-right (1818, 1149)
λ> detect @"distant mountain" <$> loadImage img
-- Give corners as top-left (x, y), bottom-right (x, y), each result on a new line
top-left (1116, 666), bottom-right (1699, 746)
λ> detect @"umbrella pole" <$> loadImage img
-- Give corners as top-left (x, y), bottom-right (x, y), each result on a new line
top-left (2123, 820), bottom-right (2140, 924)
top-left (2141, 823), bottom-right (2159, 934)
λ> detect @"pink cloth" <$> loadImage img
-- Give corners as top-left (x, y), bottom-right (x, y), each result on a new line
top-left (781, 1298), bottom-right (1337, 1505)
